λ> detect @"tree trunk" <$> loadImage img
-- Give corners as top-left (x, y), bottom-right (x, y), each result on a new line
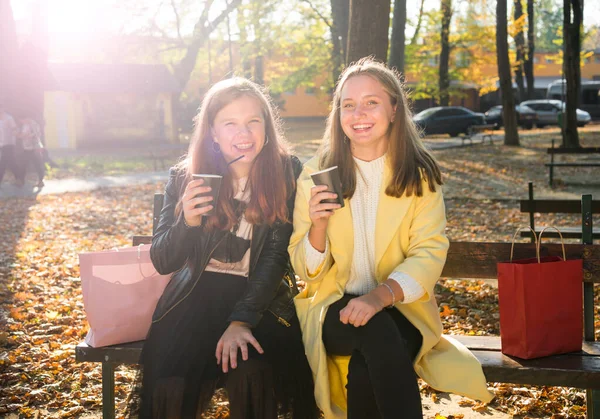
top-left (513, 0), bottom-right (526, 102)
top-left (173, 0), bottom-right (241, 90)
top-left (0, 0), bottom-right (19, 113)
top-left (524, 0), bottom-right (535, 99)
top-left (563, 0), bottom-right (582, 148)
top-left (410, 0), bottom-right (426, 45)
top-left (497, 0), bottom-right (520, 146)
top-left (389, 0), bottom-right (406, 75)
top-left (331, 0), bottom-right (349, 82)
top-left (254, 55), bottom-right (264, 86)
top-left (226, 12), bottom-right (234, 74)
top-left (346, 0), bottom-right (390, 64)
top-left (439, 0), bottom-right (452, 107)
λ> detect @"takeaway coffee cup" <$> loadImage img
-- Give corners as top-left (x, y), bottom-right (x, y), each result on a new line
top-left (310, 166), bottom-right (344, 208)
top-left (192, 174), bottom-right (222, 215)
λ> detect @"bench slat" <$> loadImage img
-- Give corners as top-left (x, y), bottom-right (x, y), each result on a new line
top-left (76, 341), bottom-right (143, 364)
top-left (545, 163), bottom-right (600, 167)
top-left (520, 227), bottom-right (600, 239)
top-left (520, 199), bottom-right (600, 213)
top-left (442, 242), bottom-right (600, 283)
top-left (75, 336), bottom-right (600, 389)
top-left (547, 147), bottom-right (600, 154)
top-left (453, 335), bottom-right (600, 356)
top-left (472, 350), bottom-right (600, 389)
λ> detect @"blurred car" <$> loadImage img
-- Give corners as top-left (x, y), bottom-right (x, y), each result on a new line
top-left (484, 105), bottom-right (537, 129)
top-left (520, 99), bottom-right (591, 127)
top-left (413, 106), bottom-right (486, 137)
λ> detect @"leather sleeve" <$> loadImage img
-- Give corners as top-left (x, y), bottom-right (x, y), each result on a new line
top-left (227, 156), bottom-right (303, 327)
top-left (150, 168), bottom-right (203, 275)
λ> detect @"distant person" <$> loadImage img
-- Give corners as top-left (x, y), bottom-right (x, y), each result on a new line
top-left (0, 105), bottom-right (19, 188)
top-left (17, 117), bottom-right (46, 188)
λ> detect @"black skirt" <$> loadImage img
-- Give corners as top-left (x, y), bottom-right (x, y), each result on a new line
top-left (130, 271), bottom-right (318, 419)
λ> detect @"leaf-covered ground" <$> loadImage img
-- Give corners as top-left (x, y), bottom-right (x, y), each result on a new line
top-left (1, 131), bottom-right (599, 418)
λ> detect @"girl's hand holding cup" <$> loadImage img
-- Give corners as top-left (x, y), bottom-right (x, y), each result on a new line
top-left (308, 185), bottom-right (341, 231)
top-left (182, 178), bottom-right (214, 227)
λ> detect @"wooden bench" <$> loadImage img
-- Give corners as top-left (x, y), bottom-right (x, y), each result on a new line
top-left (463, 124), bottom-right (496, 145)
top-left (546, 139), bottom-right (600, 187)
top-left (519, 182), bottom-right (599, 240)
top-left (76, 194), bottom-right (600, 418)
top-left (146, 143), bottom-right (188, 171)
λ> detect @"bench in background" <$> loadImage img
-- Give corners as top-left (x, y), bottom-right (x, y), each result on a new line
top-left (463, 124), bottom-right (496, 145)
top-left (146, 143), bottom-right (188, 171)
top-left (519, 182), bottom-right (599, 240)
top-left (546, 139), bottom-right (600, 187)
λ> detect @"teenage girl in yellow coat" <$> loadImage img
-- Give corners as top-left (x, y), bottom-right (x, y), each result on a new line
top-left (289, 58), bottom-right (494, 419)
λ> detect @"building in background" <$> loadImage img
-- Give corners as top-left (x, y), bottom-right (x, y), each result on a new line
top-left (43, 63), bottom-right (180, 149)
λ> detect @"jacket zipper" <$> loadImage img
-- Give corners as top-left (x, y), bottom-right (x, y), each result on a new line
top-left (268, 309), bottom-right (291, 327)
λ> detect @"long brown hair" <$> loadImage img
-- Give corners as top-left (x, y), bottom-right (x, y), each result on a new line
top-left (176, 77), bottom-right (293, 230)
top-left (320, 57), bottom-right (442, 198)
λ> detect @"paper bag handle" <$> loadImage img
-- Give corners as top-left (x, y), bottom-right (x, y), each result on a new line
top-left (112, 244), bottom-right (159, 279)
top-left (536, 226), bottom-right (567, 262)
top-left (510, 227), bottom-right (538, 262)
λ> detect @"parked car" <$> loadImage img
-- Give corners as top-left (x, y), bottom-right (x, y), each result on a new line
top-left (519, 99), bottom-right (592, 127)
top-left (484, 104), bottom-right (537, 129)
top-left (413, 106), bottom-right (486, 137)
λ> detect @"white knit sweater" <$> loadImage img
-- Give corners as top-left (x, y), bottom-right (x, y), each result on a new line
top-left (303, 155), bottom-right (425, 303)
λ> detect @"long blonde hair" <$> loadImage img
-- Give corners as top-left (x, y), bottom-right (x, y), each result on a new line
top-left (176, 77), bottom-right (294, 229)
top-left (320, 57), bottom-right (442, 198)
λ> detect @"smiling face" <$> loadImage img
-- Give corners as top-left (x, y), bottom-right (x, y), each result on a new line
top-left (339, 74), bottom-right (396, 160)
top-left (211, 95), bottom-right (266, 178)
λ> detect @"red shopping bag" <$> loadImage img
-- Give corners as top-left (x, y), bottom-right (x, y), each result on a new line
top-left (497, 227), bottom-right (583, 359)
top-left (79, 244), bottom-right (171, 347)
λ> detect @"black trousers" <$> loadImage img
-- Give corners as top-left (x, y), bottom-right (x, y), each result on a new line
top-left (19, 150), bottom-right (46, 183)
top-left (323, 294), bottom-right (423, 419)
top-left (0, 145), bottom-right (18, 184)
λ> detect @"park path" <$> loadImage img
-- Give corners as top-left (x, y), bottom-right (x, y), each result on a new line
top-left (0, 135), bottom-right (500, 200)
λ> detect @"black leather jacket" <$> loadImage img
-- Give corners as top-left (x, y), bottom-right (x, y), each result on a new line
top-left (150, 155), bottom-right (303, 328)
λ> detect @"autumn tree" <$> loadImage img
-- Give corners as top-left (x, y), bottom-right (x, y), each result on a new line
top-left (410, 0), bottom-right (426, 45)
top-left (389, 0), bottom-right (406, 75)
top-left (536, 0), bottom-right (562, 52)
top-left (116, 0), bottom-right (242, 131)
top-left (171, 1), bottom-right (242, 90)
top-left (497, 0), bottom-right (520, 146)
top-left (346, 0), bottom-right (390, 64)
top-left (439, 0), bottom-right (452, 106)
top-left (236, 1), bottom-right (279, 85)
top-left (562, 0), bottom-right (583, 148)
top-left (406, 2), bottom-right (496, 108)
top-left (301, 0), bottom-right (349, 86)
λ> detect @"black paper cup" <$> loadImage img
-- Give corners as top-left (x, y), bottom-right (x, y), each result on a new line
top-left (192, 174), bottom-right (222, 215)
top-left (310, 166), bottom-right (344, 208)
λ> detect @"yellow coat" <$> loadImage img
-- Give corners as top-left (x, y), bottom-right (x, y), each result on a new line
top-left (289, 157), bottom-right (494, 419)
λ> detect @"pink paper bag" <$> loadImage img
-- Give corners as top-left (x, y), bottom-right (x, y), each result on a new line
top-left (79, 245), bottom-right (171, 347)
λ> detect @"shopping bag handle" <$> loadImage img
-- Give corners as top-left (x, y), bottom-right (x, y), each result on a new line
top-left (510, 227), bottom-right (538, 262)
top-left (536, 226), bottom-right (567, 262)
top-left (136, 244), bottom-right (161, 279)
top-left (112, 244), bottom-right (159, 279)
